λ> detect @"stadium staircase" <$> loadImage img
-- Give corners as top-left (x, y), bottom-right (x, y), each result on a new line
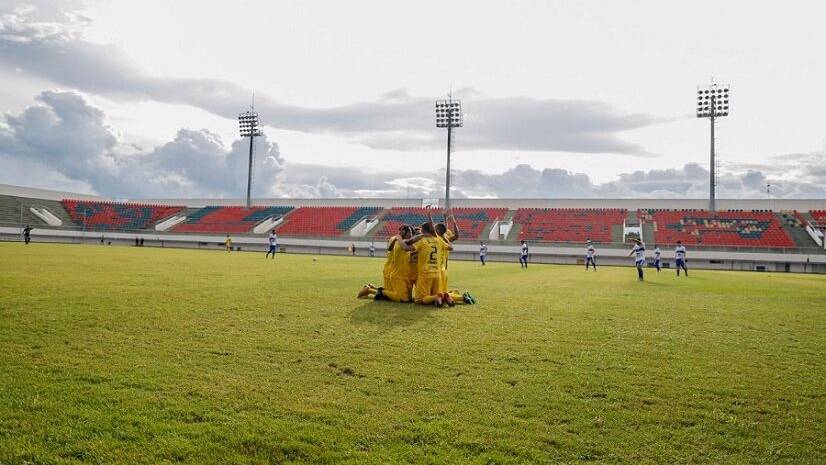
top-left (0, 195), bottom-right (73, 227)
top-left (777, 211), bottom-right (821, 248)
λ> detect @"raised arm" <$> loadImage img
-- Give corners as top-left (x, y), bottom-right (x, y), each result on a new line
top-left (447, 210), bottom-right (459, 242)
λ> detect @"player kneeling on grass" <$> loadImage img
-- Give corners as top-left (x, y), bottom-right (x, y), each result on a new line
top-left (358, 225), bottom-right (413, 302)
top-left (434, 210), bottom-right (475, 306)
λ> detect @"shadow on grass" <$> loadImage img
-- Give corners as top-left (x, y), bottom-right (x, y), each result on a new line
top-left (350, 300), bottom-right (439, 328)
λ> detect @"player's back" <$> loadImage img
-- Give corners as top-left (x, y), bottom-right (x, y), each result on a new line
top-left (415, 236), bottom-right (443, 277)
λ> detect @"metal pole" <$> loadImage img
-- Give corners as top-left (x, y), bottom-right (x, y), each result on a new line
top-left (445, 124), bottom-right (452, 209)
top-left (709, 101), bottom-right (716, 212)
top-left (246, 135), bottom-right (254, 209)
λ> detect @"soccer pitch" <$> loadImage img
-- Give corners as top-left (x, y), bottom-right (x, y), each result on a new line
top-left (1, 243), bottom-right (824, 464)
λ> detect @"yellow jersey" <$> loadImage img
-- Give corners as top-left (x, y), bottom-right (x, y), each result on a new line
top-left (389, 240), bottom-right (410, 278)
top-left (383, 237), bottom-right (395, 277)
top-left (414, 235), bottom-right (444, 278)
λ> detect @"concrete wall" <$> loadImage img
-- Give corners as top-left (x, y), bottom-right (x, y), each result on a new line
top-left (4, 227), bottom-right (824, 274)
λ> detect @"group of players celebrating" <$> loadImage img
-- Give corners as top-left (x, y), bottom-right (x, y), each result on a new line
top-left (357, 209), bottom-right (476, 307)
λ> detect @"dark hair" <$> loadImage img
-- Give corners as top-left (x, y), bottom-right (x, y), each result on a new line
top-left (421, 222), bottom-right (435, 235)
top-left (435, 223), bottom-right (447, 235)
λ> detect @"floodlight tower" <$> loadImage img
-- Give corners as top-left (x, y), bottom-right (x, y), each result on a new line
top-left (696, 82), bottom-right (730, 212)
top-left (435, 95), bottom-right (463, 209)
top-left (238, 109), bottom-right (263, 209)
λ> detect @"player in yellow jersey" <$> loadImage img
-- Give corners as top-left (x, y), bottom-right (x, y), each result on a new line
top-left (434, 210), bottom-right (460, 305)
top-left (225, 234), bottom-right (232, 253)
top-left (401, 215), bottom-right (453, 306)
top-left (358, 225), bottom-right (413, 302)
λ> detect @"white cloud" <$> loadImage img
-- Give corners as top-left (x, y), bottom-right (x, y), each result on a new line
top-left (3, 90), bottom-right (825, 200)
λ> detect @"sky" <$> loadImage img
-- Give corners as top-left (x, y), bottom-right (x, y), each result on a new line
top-left (0, 0), bottom-right (825, 200)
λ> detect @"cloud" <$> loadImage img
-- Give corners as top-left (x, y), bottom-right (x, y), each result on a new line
top-left (0, 90), bottom-right (285, 198)
top-left (3, 90), bottom-right (824, 201)
top-left (0, 7), bottom-right (662, 155)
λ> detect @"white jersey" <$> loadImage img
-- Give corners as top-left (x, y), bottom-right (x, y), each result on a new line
top-left (586, 245), bottom-right (595, 258)
top-left (675, 245), bottom-right (686, 260)
top-left (633, 242), bottom-right (646, 261)
top-left (268, 233), bottom-right (277, 246)
top-left (521, 243), bottom-right (528, 257)
top-left (654, 248), bottom-right (661, 259)
top-left (480, 244), bottom-right (488, 256)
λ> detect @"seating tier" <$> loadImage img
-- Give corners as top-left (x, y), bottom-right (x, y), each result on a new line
top-left (275, 206), bottom-right (381, 236)
top-left (172, 206), bottom-right (293, 233)
top-left (374, 208), bottom-right (507, 241)
top-left (640, 209), bottom-right (795, 248)
top-left (513, 208), bottom-right (627, 243)
top-left (62, 199), bottom-right (184, 231)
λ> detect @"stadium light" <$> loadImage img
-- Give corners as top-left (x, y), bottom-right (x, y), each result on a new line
top-left (696, 82), bottom-right (730, 212)
top-left (238, 109), bottom-right (263, 209)
top-left (435, 96), bottom-right (463, 209)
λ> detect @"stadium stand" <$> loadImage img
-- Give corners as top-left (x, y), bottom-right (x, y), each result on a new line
top-left (0, 195), bottom-right (73, 226)
top-left (374, 207), bottom-right (508, 241)
top-left (512, 208), bottom-right (627, 243)
top-left (62, 199), bottom-right (184, 231)
top-left (275, 206), bottom-right (381, 236)
top-left (171, 206), bottom-right (293, 233)
top-left (640, 209), bottom-right (796, 248)
top-left (810, 210), bottom-right (826, 225)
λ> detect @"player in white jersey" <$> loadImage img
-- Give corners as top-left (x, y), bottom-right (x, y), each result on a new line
top-left (585, 239), bottom-right (597, 271)
top-left (674, 240), bottom-right (688, 276)
top-left (627, 238), bottom-right (646, 281)
top-left (479, 242), bottom-right (488, 265)
top-left (265, 229), bottom-right (278, 259)
top-left (519, 240), bottom-right (529, 268)
top-left (653, 245), bottom-right (661, 272)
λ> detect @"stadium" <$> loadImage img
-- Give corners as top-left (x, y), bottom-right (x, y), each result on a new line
top-left (2, 183), bottom-right (825, 273)
top-left (2, 1), bottom-right (826, 463)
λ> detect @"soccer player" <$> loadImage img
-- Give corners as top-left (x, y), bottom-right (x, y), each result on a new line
top-left (479, 242), bottom-right (488, 265)
top-left (519, 240), bottom-right (529, 268)
top-left (225, 234), bottom-right (232, 253)
top-left (369, 242), bottom-right (375, 257)
top-left (628, 238), bottom-right (646, 281)
top-left (653, 245), bottom-right (661, 272)
top-left (359, 225), bottom-right (413, 302)
top-left (585, 239), bottom-right (597, 271)
top-left (675, 240), bottom-right (689, 276)
top-left (265, 229), bottom-right (277, 259)
top-left (434, 210), bottom-right (460, 306)
top-left (23, 225), bottom-right (32, 244)
top-left (401, 216), bottom-right (453, 307)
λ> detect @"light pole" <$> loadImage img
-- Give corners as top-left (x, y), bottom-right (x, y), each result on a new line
top-left (696, 82), bottom-right (730, 212)
top-left (238, 109), bottom-right (263, 209)
top-left (435, 96), bottom-right (463, 209)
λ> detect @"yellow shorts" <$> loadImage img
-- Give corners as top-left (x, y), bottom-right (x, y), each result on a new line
top-left (414, 276), bottom-right (441, 301)
top-left (439, 269), bottom-right (448, 293)
top-left (387, 276), bottom-right (411, 301)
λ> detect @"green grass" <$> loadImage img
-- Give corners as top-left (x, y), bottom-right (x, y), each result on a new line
top-left (0, 242), bottom-right (824, 464)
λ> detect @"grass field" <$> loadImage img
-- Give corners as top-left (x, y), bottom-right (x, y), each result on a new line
top-left (0, 242), bottom-right (824, 464)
